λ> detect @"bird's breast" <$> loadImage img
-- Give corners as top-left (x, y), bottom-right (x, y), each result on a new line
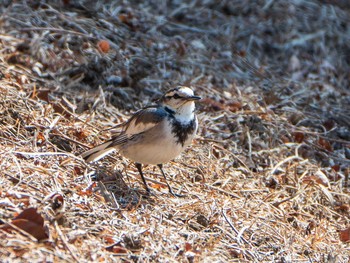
top-left (119, 116), bottom-right (197, 165)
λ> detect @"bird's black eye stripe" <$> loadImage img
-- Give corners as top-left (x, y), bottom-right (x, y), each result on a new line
top-left (165, 94), bottom-right (182, 99)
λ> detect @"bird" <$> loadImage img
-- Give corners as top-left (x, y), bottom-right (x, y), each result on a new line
top-left (81, 86), bottom-right (201, 195)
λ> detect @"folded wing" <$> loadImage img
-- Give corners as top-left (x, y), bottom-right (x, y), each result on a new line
top-left (81, 106), bottom-right (167, 162)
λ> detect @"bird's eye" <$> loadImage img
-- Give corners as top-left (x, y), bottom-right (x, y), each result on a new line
top-left (173, 94), bottom-right (180, 99)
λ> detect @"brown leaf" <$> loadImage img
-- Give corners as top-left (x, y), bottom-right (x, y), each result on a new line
top-left (97, 40), bottom-right (110, 53)
top-left (227, 100), bottom-right (242, 112)
top-left (302, 172), bottom-right (329, 187)
top-left (36, 132), bottom-right (46, 146)
top-left (78, 182), bottom-right (96, 196)
top-left (73, 129), bottom-right (89, 140)
top-left (264, 91), bottom-right (281, 105)
top-left (305, 220), bottom-right (316, 235)
top-left (12, 248), bottom-right (28, 257)
top-left (106, 244), bottom-right (128, 254)
top-left (150, 182), bottom-right (167, 191)
top-left (280, 135), bottom-right (290, 143)
top-left (323, 119), bottom-right (335, 131)
top-left (293, 132), bottom-right (305, 143)
top-left (201, 98), bottom-right (225, 111)
top-left (1, 207), bottom-right (49, 241)
top-left (335, 204), bottom-right (349, 213)
top-left (14, 207), bottom-right (44, 224)
top-left (184, 242), bottom-right (192, 252)
top-left (318, 138), bottom-right (332, 152)
top-left (52, 102), bottom-right (71, 118)
top-left (339, 227), bottom-right (350, 243)
top-left (73, 166), bottom-right (82, 175)
top-left (119, 13), bottom-right (132, 23)
top-left (175, 40), bottom-right (187, 56)
top-left (331, 164), bottom-right (340, 172)
top-left (229, 249), bottom-right (243, 258)
top-left (103, 236), bottom-right (115, 244)
top-left (30, 88), bottom-right (51, 103)
top-left (236, 50), bottom-right (246, 57)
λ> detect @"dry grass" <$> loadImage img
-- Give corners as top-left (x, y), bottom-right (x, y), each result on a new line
top-left (0, 0), bottom-right (349, 262)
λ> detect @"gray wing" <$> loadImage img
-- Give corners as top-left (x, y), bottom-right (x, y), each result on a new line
top-left (109, 106), bottom-right (167, 147)
top-left (82, 106), bottom-right (167, 162)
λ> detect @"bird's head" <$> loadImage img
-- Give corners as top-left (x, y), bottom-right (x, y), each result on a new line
top-left (161, 86), bottom-right (200, 110)
top-left (160, 86), bottom-right (201, 122)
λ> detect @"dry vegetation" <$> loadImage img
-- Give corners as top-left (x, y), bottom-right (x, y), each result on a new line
top-left (1, 0), bottom-right (350, 262)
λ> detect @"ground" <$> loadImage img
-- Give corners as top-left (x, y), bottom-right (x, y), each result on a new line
top-left (0, 0), bottom-right (349, 262)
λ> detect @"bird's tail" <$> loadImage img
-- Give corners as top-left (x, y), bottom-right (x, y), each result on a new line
top-left (81, 140), bottom-right (116, 163)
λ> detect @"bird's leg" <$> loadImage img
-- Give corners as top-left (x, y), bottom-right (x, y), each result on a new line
top-left (157, 164), bottom-right (184, 197)
top-left (135, 163), bottom-right (150, 193)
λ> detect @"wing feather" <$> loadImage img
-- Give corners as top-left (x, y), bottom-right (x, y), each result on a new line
top-left (122, 106), bottom-right (166, 135)
top-left (81, 106), bottom-right (167, 162)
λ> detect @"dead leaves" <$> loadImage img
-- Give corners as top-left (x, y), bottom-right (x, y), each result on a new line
top-left (78, 182), bottom-right (97, 196)
top-left (105, 244), bottom-right (128, 254)
top-left (105, 235), bottom-right (142, 254)
top-left (97, 40), bottom-right (110, 53)
top-left (30, 88), bottom-right (75, 118)
top-left (318, 137), bottom-right (332, 152)
top-left (339, 227), bottom-right (350, 243)
top-left (1, 207), bottom-right (49, 241)
top-left (293, 131), bottom-right (305, 143)
top-left (200, 98), bottom-right (242, 112)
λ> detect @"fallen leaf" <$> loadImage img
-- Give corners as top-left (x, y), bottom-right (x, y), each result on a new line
top-left (150, 183), bottom-right (167, 190)
top-left (36, 132), bottom-right (46, 146)
top-left (12, 248), bottom-right (28, 257)
top-left (73, 129), bottom-right (89, 140)
top-left (73, 166), bottom-right (82, 175)
top-left (201, 98), bottom-right (225, 111)
top-left (106, 244), bottom-right (128, 254)
top-left (293, 132), bottom-right (305, 143)
top-left (103, 236), bottom-right (115, 244)
top-left (52, 102), bottom-right (71, 118)
top-left (227, 100), bottom-right (242, 112)
top-left (30, 88), bottom-right (51, 103)
top-left (339, 227), bottom-right (350, 243)
top-left (323, 119), bottom-right (335, 131)
top-left (331, 164), bottom-right (340, 172)
top-left (280, 135), bottom-right (290, 143)
top-left (305, 220), bottom-right (316, 235)
top-left (119, 13), bottom-right (133, 24)
top-left (318, 138), bottom-right (332, 152)
top-left (175, 40), bottom-right (186, 56)
top-left (302, 172), bottom-right (329, 187)
top-left (1, 207), bottom-right (49, 241)
top-left (78, 182), bottom-right (97, 196)
top-left (335, 204), bottom-right (349, 213)
top-left (97, 40), bottom-right (110, 53)
top-left (185, 242), bottom-right (192, 252)
top-left (236, 50), bottom-right (246, 57)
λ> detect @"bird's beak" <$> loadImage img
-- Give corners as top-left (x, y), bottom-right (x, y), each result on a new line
top-left (186, 96), bottom-right (201, 101)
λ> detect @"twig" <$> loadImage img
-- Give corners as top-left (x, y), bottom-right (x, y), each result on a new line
top-left (53, 221), bottom-right (81, 263)
top-left (205, 184), bottom-right (240, 199)
top-left (19, 27), bottom-right (97, 40)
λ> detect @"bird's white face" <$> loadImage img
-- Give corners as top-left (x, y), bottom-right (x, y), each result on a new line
top-left (162, 86), bottom-right (200, 109)
top-left (161, 86), bottom-right (201, 123)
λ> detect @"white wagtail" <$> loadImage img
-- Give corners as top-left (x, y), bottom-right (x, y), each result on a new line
top-left (81, 86), bottom-right (201, 195)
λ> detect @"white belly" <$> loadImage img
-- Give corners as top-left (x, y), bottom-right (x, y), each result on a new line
top-left (119, 120), bottom-right (195, 165)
